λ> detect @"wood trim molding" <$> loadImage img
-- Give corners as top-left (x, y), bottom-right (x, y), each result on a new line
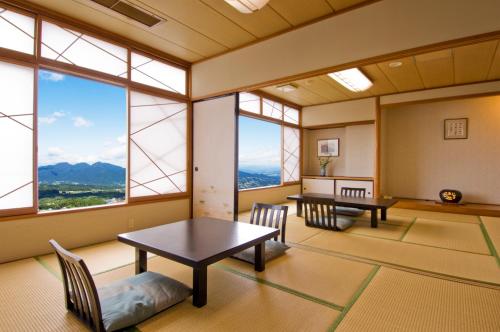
top-left (302, 175), bottom-right (374, 181)
top-left (374, 96), bottom-right (381, 198)
top-left (380, 89), bottom-right (500, 108)
top-left (192, 30), bottom-right (500, 101)
top-left (1, 0), bottom-right (190, 68)
top-left (238, 182), bottom-right (300, 193)
top-left (302, 120), bottom-right (375, 130)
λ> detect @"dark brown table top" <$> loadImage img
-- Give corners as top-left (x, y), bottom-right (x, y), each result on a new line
top-left (118, 217), bottom-right (279, 267)
top-left (287, 193), bottom-right (398, 209)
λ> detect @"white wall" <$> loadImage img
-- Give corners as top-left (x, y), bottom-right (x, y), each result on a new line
top-left (192, 0), bottom-right (500, 98)
top-left (302, 97), bottom-right (376, 126)
top-left (381, 95), bottom-right (500, 204)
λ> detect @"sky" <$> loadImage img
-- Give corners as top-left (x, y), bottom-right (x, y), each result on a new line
top-left (37, 70), bottom-right (127, 167)
top-left (239, 116), bottom-right (281, 170)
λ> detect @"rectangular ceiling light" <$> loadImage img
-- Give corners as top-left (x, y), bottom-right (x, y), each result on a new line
top-left (224, 0), bottom-right (270, 14)
top-left (91, 0), bottom-right (161, 27)
top-left (276, 83), bottom-right (297, 93)
top-left (327, 68), bottom-right (373, 92)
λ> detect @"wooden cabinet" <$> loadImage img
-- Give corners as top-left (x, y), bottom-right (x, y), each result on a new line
top-left (302, 176), bottom-right (374, 197)
top-left (335, 180), bottom-right (373, 197)
top-left (302, 178), bottom-right (334, 195)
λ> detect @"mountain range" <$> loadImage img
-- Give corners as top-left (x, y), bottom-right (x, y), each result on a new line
top-left (238, 170), bottom-right (280, 190)
top-left (38, 162), bottom-right (125, 185)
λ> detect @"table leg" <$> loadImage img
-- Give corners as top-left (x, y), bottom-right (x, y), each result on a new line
top-left (370, 208), bottom-right (378, 228)
top-left (381, 208), bottom-right (387, 221)
top-left (255, 242), bottom-right (265, 272)
top-left (296, 200), bottom-right (303, 217)
top-left (193, 266), bottom-right (207, 308)
top-left (135, 248), bottom-right (147, 275)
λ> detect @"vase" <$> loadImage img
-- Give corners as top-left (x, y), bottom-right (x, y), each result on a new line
top-left (320, 166), bottom-right (327, 176)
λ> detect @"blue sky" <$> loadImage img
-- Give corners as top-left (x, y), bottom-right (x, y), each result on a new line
top-left (239, 116), bottom-right (281, 169)
top-left (38, 70), bottom-right (126, 167)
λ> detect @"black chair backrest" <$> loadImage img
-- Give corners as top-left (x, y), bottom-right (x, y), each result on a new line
top-left (49, 240), bottom-right (105, 332)
top-left (341, 187), bottom-right (366, 198)
top-left (303, 196), bottom-right (339, 230)
top-left (249, 203), bottom-right (288, 242)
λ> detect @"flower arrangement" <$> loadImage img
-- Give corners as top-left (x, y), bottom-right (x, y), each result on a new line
top-left (318, 156), bottom-right (332, 176)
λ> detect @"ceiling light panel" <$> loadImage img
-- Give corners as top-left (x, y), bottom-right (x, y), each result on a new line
top-left (328, 68), bottom-right (373, 92)
top-left (224, 0), bottom-right (270, 14)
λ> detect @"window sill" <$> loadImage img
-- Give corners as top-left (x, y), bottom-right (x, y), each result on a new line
top-left (238, 182), bottom-right (300, 193)
top-left (0, 193), bottom-right (190, 222)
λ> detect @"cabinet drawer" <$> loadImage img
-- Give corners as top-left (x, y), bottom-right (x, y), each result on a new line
top-left (335, 180), bottom-right (373, 197)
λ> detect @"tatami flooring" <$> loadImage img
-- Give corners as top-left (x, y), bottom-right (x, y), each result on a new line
top-left (1, 204), bottom-right (499, 331)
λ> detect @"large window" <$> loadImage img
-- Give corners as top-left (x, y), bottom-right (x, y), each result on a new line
top-left (239, 116), bottom-right (281, 190)
top-left (38, 70), bottom-right (126, 211)
top-left (0, 9), bottom-right (189, 217)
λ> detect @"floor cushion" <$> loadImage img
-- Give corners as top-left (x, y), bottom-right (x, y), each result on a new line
top-left (98, 271), bottom-right (192, 331)
top-left (335, 206), bottom-right (365, 217)
top-left (232, 240), bottom-right (290, 264)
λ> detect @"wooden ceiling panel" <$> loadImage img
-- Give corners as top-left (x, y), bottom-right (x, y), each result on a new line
top-left (200, 0), bottom-right (291, 38)
top-left (361, 64), bottom-right (398, 95)
top-left (453, 40), bottom-right (497, 84)
top-left (260, 86), bottom-right (312, 106)
top-left (415, 50), bottom-right (454, 88)
top-left (133, 0), bottom-right (256, 48)
top-left (377, 57), bottom-right (425, 92)
top-left (327, 0), bottom-right (369, 11)
top-left (268, 0), bottom-right (333, 26)
top-left (487, 41), bottom-right (500, 80)
top-left (296, 76), bottom-right (349, 101)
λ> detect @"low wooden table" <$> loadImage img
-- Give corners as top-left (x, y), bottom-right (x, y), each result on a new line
top-left (287, 193), bottom-right (398, 228)
top-left (118, 217), bottom-right (279, 307)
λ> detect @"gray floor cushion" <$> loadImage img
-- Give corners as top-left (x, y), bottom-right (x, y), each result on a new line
top-left (335, 206), bottom-right (365, 217)
top-left (332, 216), bottom-right (356, 230)
top-left (98, 271), bottom-right (192, 331)
top-left (232, 240), bottom-right (290, 264)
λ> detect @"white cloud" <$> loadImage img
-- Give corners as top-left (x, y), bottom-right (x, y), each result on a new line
top-left (40, 71), bottom-right (65, 82)
top-left (117, 135), bottom-right (126, 144)
top-left (39, 111), bottom-right (66, 125)
top-left (47, 147), bottom-right (64, 157)
top-left (73, 116), bottom-right (93, 127)
top-left (239, 148), bottom-right (281, 166)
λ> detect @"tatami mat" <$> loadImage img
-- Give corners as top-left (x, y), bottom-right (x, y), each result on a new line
top-left (336, 267), bottom-right (500, 332)
top-left (285, 215), bottom-right (325, 243)
top-left (402, 218), bottom-right (490, 254)
top-left (38, 240), bottom-right (155, 277)
top-left (96, 256), bottom-right (340, 332)
top-left (359, 211), bottom-right (415, 226)
top-left (0, 258), bottom-right (84, 332)
top-left (302, 231), bottom-right (500, 284)
top-left (388, 207), bottom-right (479, 223)
top-left (220, 247), bottom-right (374, 307)
top-left (345, 218), bottom-right (408, 240)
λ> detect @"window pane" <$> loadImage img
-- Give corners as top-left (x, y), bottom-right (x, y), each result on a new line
top-left (41, 21), bottom-right (127, 77)
top-left (284, 105), bottom-right (299, 124)
top-left (283, 126), bottom-right (300, 183)
top-left (238, 116), bottom-right (281, 190)
top-left (0, 61), bottom-right (33, 210)
top-left (239, 92), bottom-right (260, 114)
top-left (131, 52), bottom-right (186, 95)
top-left (0, 7), bottom-right (34, 55)
top-left (129, 91), bottom-right (187, 198)
top-left (38, 70), bottom-right (126, 211)
top-left (262, 98), bottom-right (283, 120)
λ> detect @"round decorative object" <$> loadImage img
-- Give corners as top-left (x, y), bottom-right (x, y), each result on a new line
top-left (439, 189), bottom-right (462, 203)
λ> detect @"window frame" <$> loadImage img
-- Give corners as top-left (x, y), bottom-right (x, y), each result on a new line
top-left (238, 91), bottom-right (302, 192)
top-left (0, 7), bottom-right (191, 219)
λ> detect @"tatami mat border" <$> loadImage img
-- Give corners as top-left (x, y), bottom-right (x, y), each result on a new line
top-left (328, 266), bottom-right (380, 331)
top-left (398, 217), bottom-right (417, 240)
top-left (479, 217), bottom-right (500, 266)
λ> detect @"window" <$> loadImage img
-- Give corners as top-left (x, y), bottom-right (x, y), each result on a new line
top-left (283, 126), bottom-right (300, 182)
top-left (41, 21), bottom-right (128, 77)
top-left (239, 92), bottom-right (260, 114)
top-left (239, 116), bottom-right (281, 190)
top-left (131, 52), bottom-right (186, 95)
top-left (37, 70), bottom-right (126, 211)
top-left (284, 105), bottom-right (299, 124)
top-left (0, 62), bottom-right (34, 214)
top-left (129, 91), bottom-right (187, 198)
top-left (262, 98), bottom-right (283, 120)
top-left (0, 7), bottom-right (35, 55)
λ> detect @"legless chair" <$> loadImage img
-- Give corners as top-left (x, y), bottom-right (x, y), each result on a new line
top-left (335, 187), bottom-right (367, 217)
top-left (303, 196), bottom-right (354, 231)
top-left (233, 203), bottom-right (289, 264)
top-left (49, 240), bottom-right (191, 332)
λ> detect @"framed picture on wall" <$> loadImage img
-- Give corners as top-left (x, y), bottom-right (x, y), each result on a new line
top-left (317, 138), bottom-right (339, 157)
top-left (444, 118), bottom-right (468, 139)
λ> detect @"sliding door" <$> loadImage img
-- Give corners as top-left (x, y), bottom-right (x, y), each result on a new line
top-left (193, 95), bottom-right (238, 220)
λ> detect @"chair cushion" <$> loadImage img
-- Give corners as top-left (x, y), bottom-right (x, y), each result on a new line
top-left (333, 216), bottom-right (356, 230)
top-left (232, 240), bottom-right (290, 264)
top-left (335, 206), bottom-right (365, 217)
top-left (98, 271), bottom-right (192, 331)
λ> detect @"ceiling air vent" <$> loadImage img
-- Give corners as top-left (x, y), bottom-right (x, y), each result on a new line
top-left (91, 0), bottom-right (162, 27)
